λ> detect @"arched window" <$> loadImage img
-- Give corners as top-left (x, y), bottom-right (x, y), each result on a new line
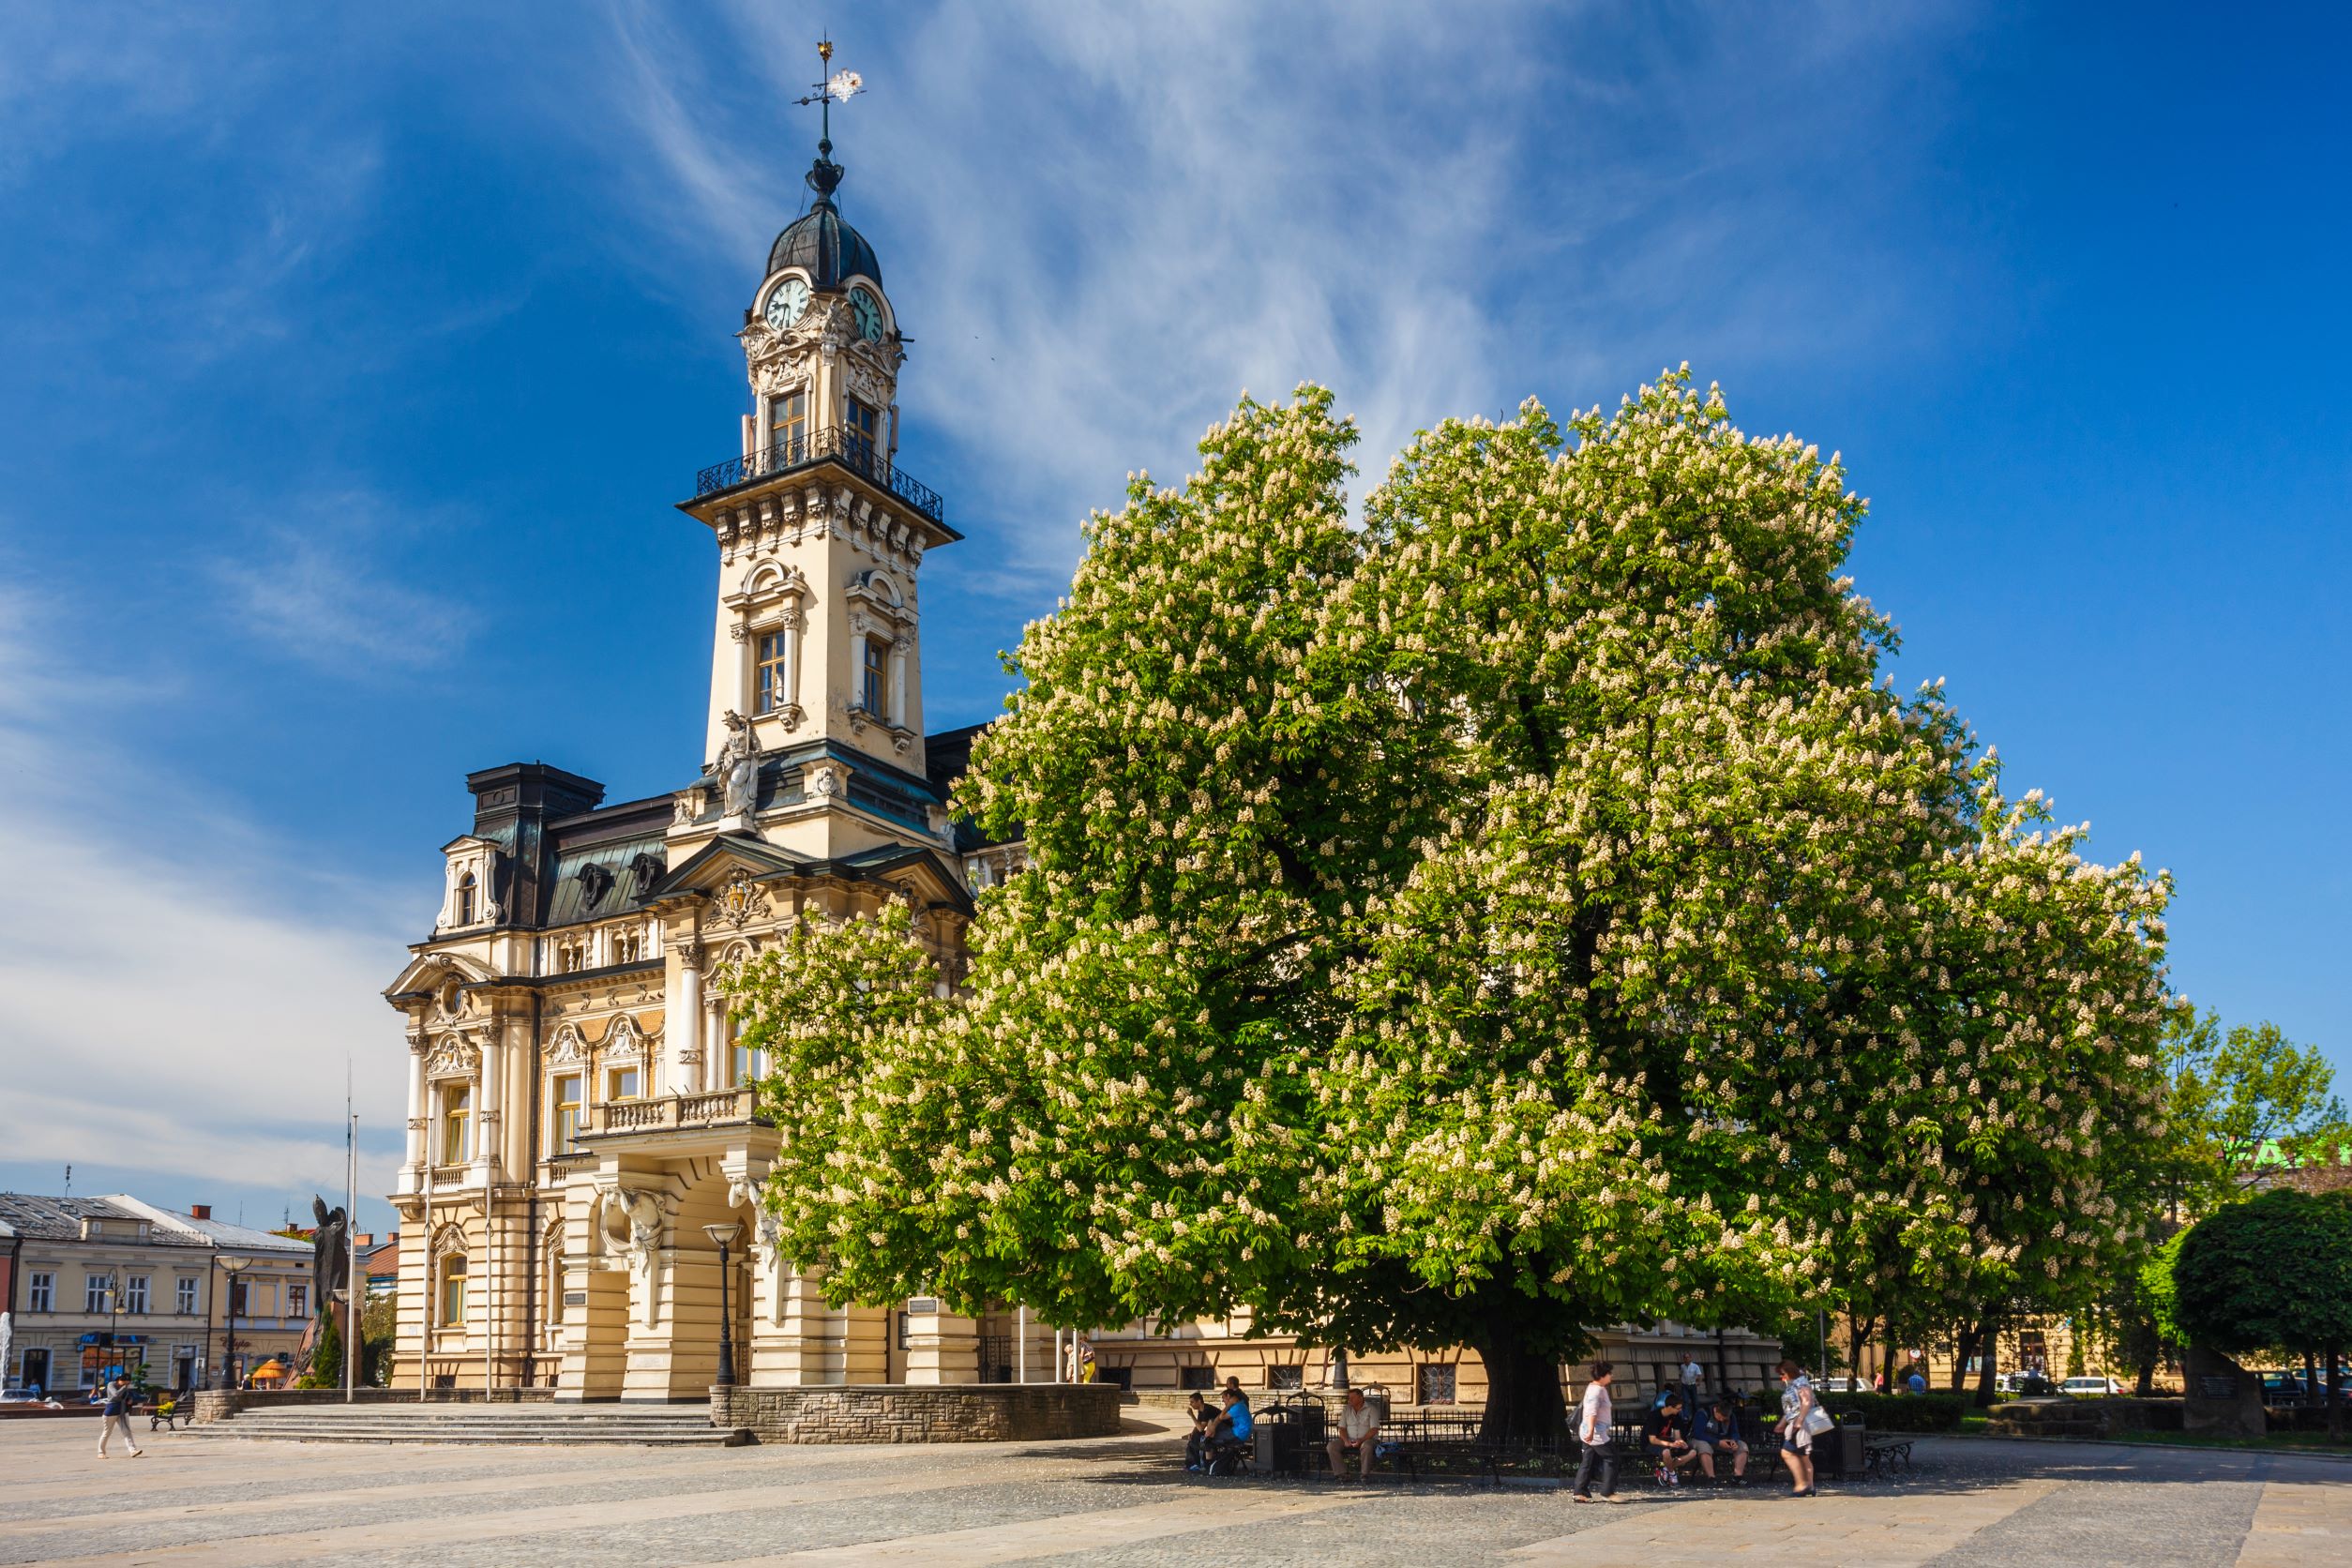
top-left (455, 873), bottom-right (476, 927)
top-left (438, 1253), bottom-right (468, 1328)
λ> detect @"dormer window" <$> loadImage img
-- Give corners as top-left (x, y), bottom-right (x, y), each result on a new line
top-left (455, 873), bottom-right (476, 927)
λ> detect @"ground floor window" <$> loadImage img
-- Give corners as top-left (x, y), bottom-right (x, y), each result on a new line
top-left (439, 1254), bottom-right (469, 1327)
top-left (1179, 1365), bottom-right (1214, 1391)
top-left (17, 1348), bottom-right (49, 1394)
top-left (1269, 1364), bottom-right (1304, 1390)
top-left (1417, 1362), bottom-right (1457, 1405)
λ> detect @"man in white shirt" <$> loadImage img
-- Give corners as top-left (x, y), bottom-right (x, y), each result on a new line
top-left (1681, 1355), bottom-right (1705, 1413)
top-left (1325, 1388), bottom-right (1381, 1480)
top-left (1571, 1361), bottom-right (1623, 1502)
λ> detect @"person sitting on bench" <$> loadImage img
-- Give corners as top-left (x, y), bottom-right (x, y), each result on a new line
top-left (1692, 1396), bottom-right (1749, 1483)
top-left (1645, 1392), bottom-right (1700, 1484)
top-left (1183, 1391), bottom-right (1218, 1470)
top-left (1326, 1388), bottom-right (1381, 1481)
top-left (1203, 1388), bottom-right (1255, 1472)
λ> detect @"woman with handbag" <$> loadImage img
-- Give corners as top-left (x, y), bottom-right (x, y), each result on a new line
top-left (1776, 1358), bottom-right (1829, 1497)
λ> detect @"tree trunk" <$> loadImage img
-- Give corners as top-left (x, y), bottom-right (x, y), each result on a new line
top-left (2304, 1348), bottom-right (2321, 1413)
top-left (2328, 1346), bottom-right (2343, 1441)
top-left (1951, 1320), bottom-right (1983, 1393)
top-left (1973, 1315), bottom-right (2001, 1409)
top-left (2134, 1350), bottom-right (2156, 1397)
top-left (1470, 1310), bottom-right (1568, 1447)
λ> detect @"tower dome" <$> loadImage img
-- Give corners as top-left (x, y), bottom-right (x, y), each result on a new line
top-left (766, 156), bottom-right (881, 288)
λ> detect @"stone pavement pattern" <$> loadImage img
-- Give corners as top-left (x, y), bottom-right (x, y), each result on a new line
top-left (2, 1413), bottom-right (2346, 1566)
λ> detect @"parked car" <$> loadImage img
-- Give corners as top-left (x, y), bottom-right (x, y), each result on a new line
top-left (2254, 1370), bottom-right (2308, 1402)
top-left (2060, 1376), bottom-right (2123, 1395)
top-left (1818, 1377), bottom-right (1864, 1394)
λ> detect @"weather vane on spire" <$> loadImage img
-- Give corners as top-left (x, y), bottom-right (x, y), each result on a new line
top-left (794, 38), bottom-right (864, 164)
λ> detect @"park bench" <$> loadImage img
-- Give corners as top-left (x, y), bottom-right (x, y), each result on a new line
top-left (143, 1397), bottom-right (185, 1432)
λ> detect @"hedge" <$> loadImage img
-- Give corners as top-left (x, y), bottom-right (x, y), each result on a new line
top-left (1819, 1392), bottom-right (1968, 1432)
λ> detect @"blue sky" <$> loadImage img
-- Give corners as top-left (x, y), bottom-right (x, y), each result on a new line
top-left (1, 1), bottom-right (2344, 1232)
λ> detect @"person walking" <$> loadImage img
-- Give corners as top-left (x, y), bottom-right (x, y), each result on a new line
top-left (1776, 1359), bottom-right (1819, 1497)
top-left (1571, 1361), bottom-right (1624, 1503)
top-left (1680, 1352), bottom-right (1704, 1414)
top-left (96, 1378), bottom-right (144, 1459)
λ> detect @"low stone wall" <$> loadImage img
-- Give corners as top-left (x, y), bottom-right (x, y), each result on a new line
top-left (711, 1383), bottom-right (1124, 1444)
top-left (192, 1387), bottom-right (555, 1424)
top-left (1986, 1395), bottom-right (2185, 1440)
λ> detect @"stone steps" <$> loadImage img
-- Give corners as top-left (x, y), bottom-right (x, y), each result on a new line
top-left (189, 1405), bottom-right (748, 1446)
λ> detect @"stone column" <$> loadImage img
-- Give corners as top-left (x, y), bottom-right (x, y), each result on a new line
top-left (473, 1039), bottom-right (501, 1184)
top-left (668, 941), bottom-right (703, 1098)
top-left (888, 638), bottom-right (909, 729)
top-left (400, 1035), bottom-right (427, 1195)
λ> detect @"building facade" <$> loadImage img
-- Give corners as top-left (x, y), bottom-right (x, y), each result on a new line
top-left (0, 1195), bottom-right (309, 1395)
top-left (384, 132), bottom-right (1776, 1408)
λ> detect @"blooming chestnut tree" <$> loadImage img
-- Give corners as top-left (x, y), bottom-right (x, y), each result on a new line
top-left (731, 372), bottom-right (2173, 1441)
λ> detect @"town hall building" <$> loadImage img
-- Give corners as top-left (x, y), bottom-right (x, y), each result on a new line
top-left (383, 126), bottom-right (1774, 1409)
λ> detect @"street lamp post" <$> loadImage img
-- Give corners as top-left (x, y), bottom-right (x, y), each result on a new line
top-left (702, 1223), bottom-right (744, 1390)
top-left (103, 1271), bottom-right (121, 1390)
top-left (217, 1257), bottom-right (253, 1392)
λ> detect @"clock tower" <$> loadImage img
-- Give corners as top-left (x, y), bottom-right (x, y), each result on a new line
top-left (672, 118), bottom-right (961, 862)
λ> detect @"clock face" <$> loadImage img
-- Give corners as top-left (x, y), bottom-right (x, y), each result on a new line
top-left (763, 277), bottom-right (810, 332)
top-left (849, 286), bottom-right (884, 342)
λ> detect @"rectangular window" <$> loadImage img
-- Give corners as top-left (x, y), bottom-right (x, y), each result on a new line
top-left (769, 390), bottom-right (808, 462)
top-left (756, 630), bottom-right (791, 714)
top-left (727, 1011), bottom-right (763, 1090)
top-left (27, 1272), bottom-right (53, 1313)
top-left (1417, 1363), bottom-right (1458, 1405)
top-left (229, 1280), bottom-right (248, 1317)
top-left (125, 1276), bottom-right (149, 1315)
top-left (176, 1277), bottom-right (198, 1315)
top-left (844, 396), bottom-right (880, 467)
top-left (85, 1274), bottom-right (109, 1313)
top-left (1269, 1364), bottom-right (1304, 1390)
top-left (553, 1073), bottom-right (583, 1153)
top-left (1178, 1365), bottom-right (1214, 1391)
top-left (606, 1066), bottom-right (640, 1103)
top-left (439, 1257), bottom-right (468, 1327)
top-left (288, 1284), bottom-right (309, 1319)
top-left (860, 637), bottom-right (885, 714)
top-left (440, 1083), bottom-right (472, 1166)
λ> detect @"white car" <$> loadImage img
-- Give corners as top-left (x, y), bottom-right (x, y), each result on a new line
top-left (2060, 1376), bottom-right (2122, 1395)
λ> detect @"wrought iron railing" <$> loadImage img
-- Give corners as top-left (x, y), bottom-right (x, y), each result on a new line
top-left (695, 425), bottom-right (944, 525)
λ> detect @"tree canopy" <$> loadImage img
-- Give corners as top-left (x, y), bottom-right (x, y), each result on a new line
top-left (2171, 1188), bottom-right (2352, 1361)
top-left (2159, 1010), bottom-right (2347, 1213)
top-left (731, 373), bottom-right (2174, 1440)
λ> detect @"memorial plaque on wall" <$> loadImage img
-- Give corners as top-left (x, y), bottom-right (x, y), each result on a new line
top-left (2196, 1373), bottom-right (2238, 1399)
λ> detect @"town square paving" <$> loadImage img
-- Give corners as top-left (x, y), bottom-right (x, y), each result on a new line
top-left (1, 1410), bottom-right (2346, 1566)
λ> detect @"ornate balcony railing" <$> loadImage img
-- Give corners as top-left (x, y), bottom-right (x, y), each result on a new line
top-left (695, 425), bottom-right (944, 526)
top-left (590, 1088), bottom-right (768, 1137)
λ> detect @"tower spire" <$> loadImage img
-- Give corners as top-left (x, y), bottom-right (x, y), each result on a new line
top-left (795, 38), bottom-right (863, 206)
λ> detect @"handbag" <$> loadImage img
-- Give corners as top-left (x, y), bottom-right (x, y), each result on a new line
top-left (1802, 1404), bottom-right (1836, 1437)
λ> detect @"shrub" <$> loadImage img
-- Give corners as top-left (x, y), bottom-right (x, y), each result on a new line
top-left (1820, 1392), bottom-right (1968, 1432)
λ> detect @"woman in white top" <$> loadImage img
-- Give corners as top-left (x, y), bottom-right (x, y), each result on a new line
top-left (1776, 1358), bottom-right (1818, 1497)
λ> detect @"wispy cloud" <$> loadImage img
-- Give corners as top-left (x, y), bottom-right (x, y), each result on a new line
top-left (580, 0), bottom-right (1968, 597)
top-left (206, 491), bottom-right (474, 671)
top-left (0, 583), bottom-right (414, 1203)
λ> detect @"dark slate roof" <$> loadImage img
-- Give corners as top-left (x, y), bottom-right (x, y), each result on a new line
top-left (767, 157), bottom-right (882, 288)
top-left (924, 722), bottom-right (1020, 853)
top-left (539, 794), bottom-right (676, 930)
top-left (0, 1194), bottom-right (128, 1240)
top-left (0, 1194), bottom-right (205, 1247)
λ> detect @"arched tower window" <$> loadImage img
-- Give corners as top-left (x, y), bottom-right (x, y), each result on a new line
top-left (455, 873), bottom-right (476, 927)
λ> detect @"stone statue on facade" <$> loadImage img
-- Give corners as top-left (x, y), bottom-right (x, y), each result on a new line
top-left (710, 710), bottom-right (761, 819)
